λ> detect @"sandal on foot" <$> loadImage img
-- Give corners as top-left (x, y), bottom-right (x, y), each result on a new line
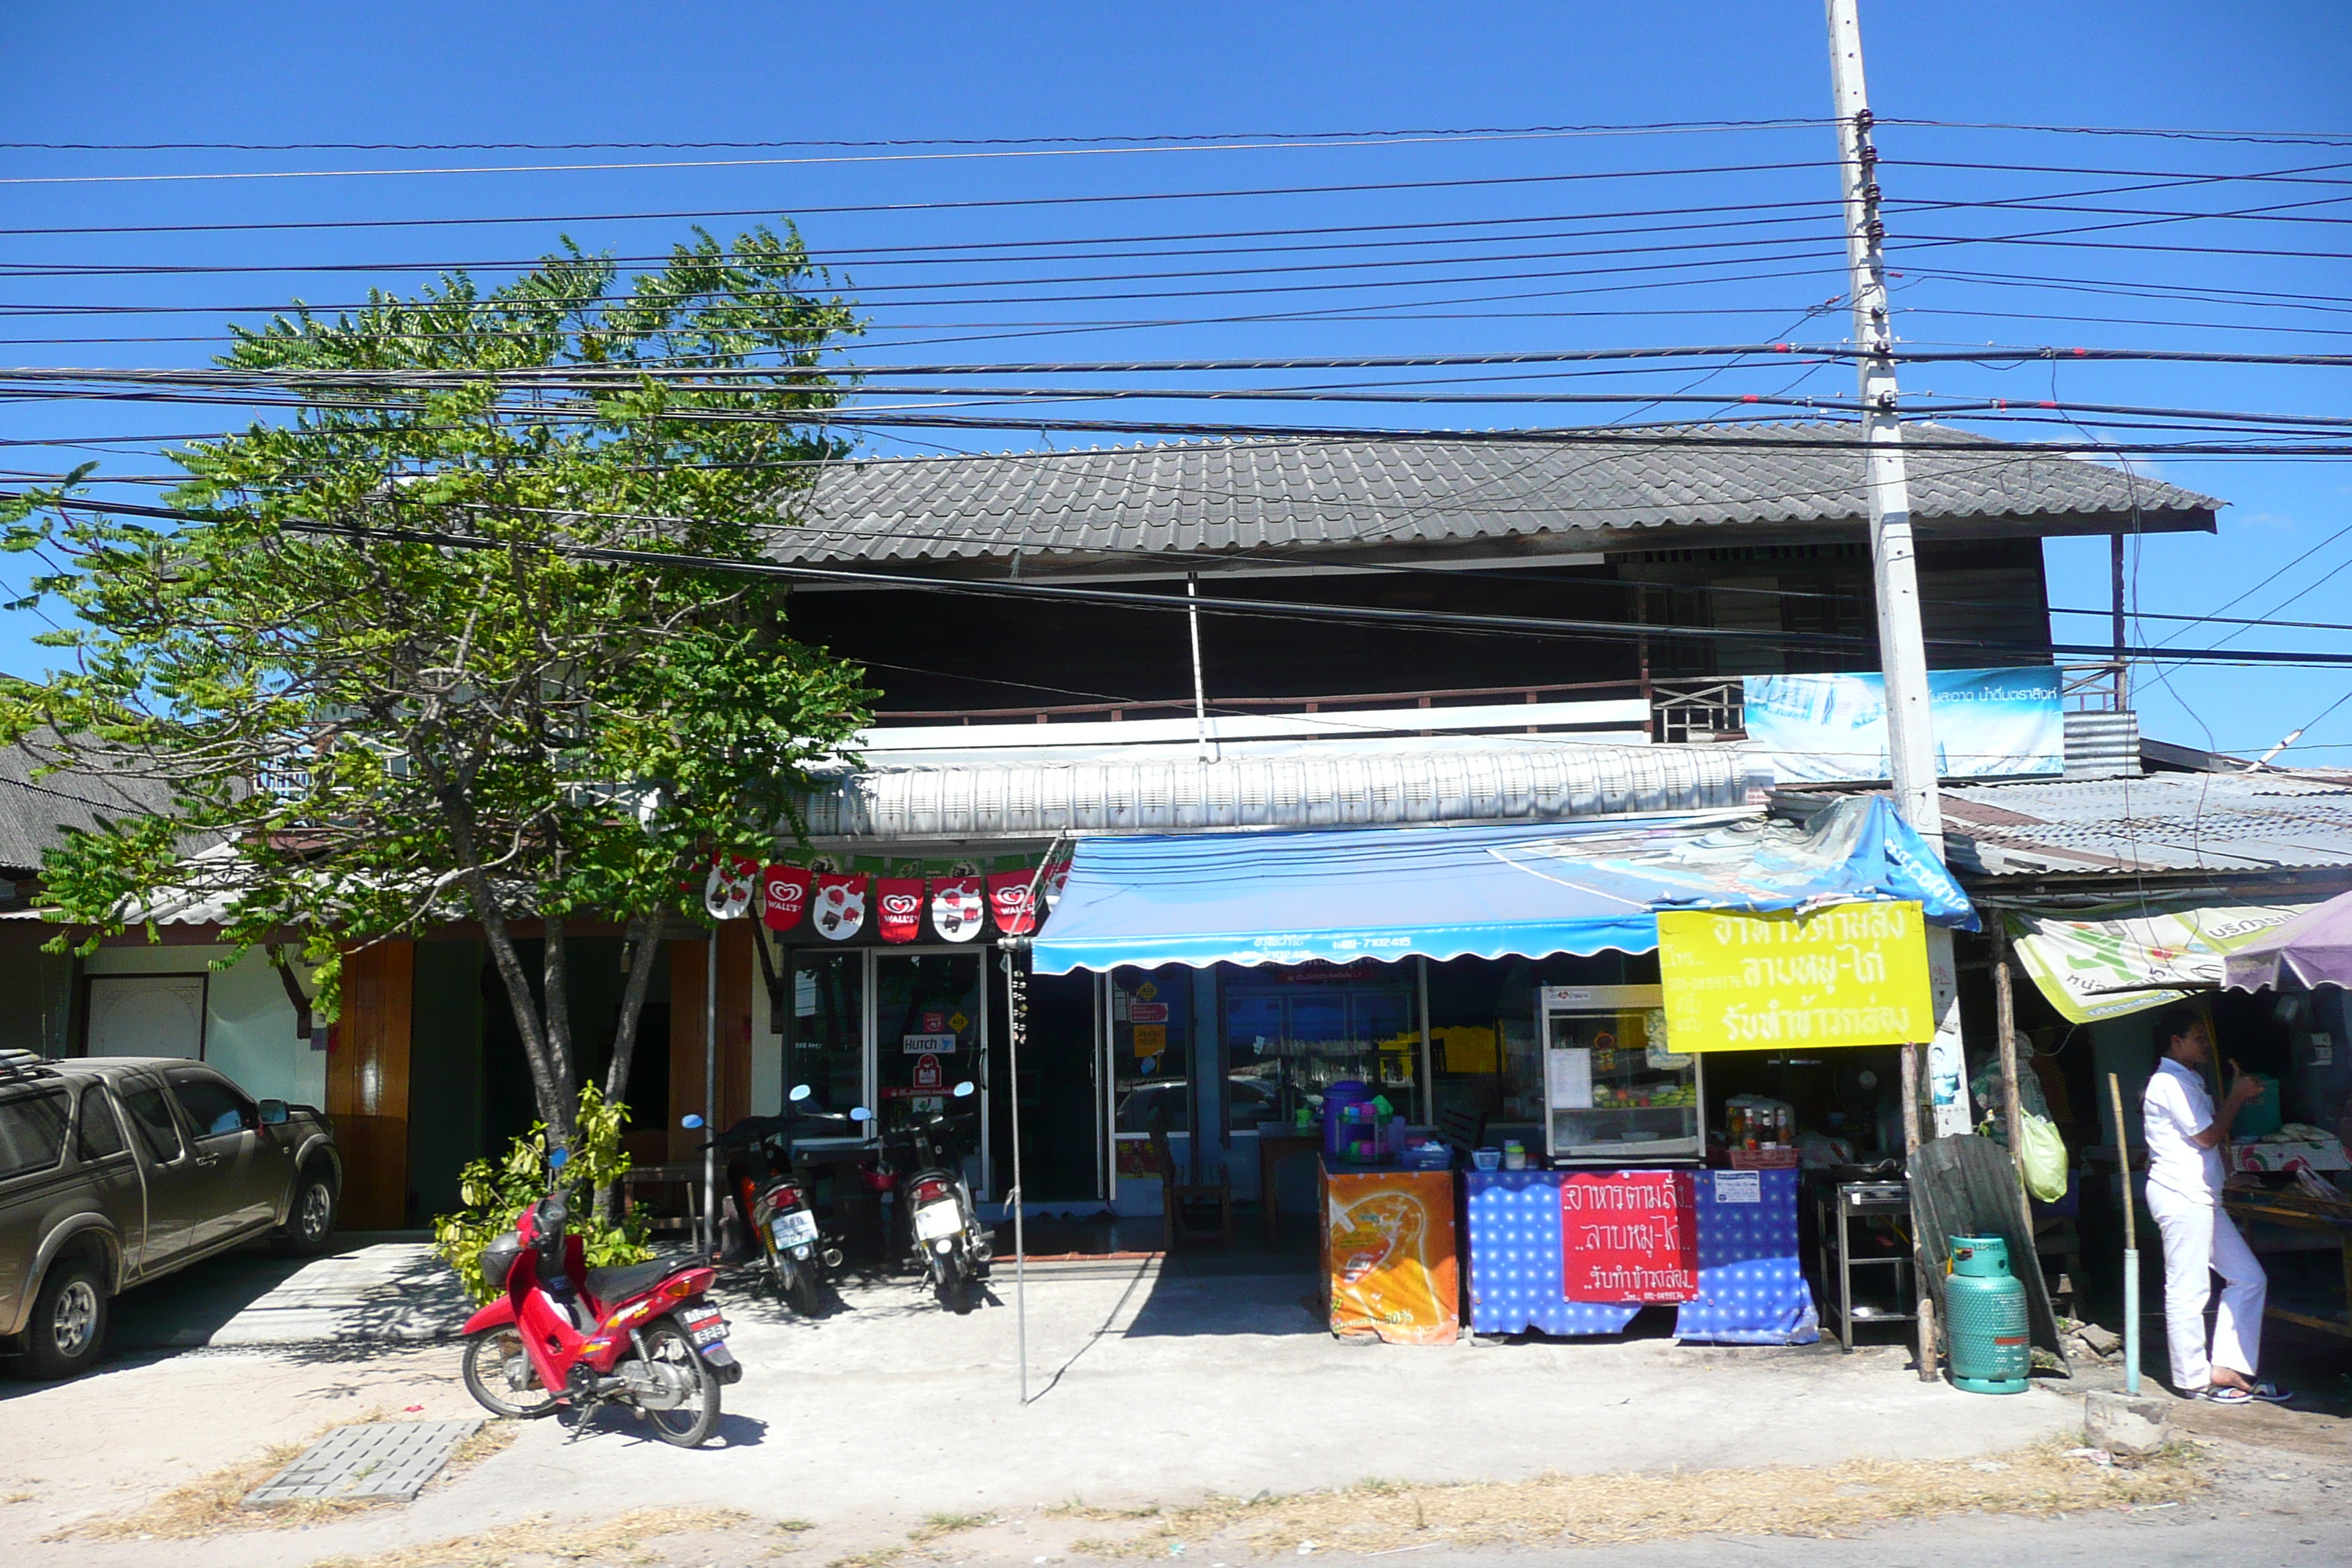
top-left (2197, 1384), bottom-right (2253, 1403)
top-left (2248, 1380), bottom-right (2293, 1403)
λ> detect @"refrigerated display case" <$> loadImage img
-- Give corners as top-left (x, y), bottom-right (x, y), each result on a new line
top-left (1539, 984), bottom-right (1703, 1164)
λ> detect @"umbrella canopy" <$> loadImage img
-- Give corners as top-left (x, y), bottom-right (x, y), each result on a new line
top-left (2223, 886), bottom-right (2352, 992)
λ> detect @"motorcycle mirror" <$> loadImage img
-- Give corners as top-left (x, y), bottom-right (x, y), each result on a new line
top-left (549, 1147), bottom-right (570, 1170)
top-left (789, 1084), bottom-right (813, 1103)
top-left (849, 1107), bottom-right (873, 1123)
top-left (953, 1080), bottom-right (976, 1098)
top-left (681, 1114), bottom-right (705, 1130)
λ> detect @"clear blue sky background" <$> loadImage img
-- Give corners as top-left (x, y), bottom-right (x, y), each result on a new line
top-left (1, 1), bottom-right (2347, 759)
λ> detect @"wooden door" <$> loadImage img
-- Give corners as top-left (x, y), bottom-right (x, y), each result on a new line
top-left (329, 939), bottom-right (413, 1229)
top-left (668, 926), bottom-right (754, 1161)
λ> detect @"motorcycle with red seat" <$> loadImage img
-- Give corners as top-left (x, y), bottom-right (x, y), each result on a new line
top-left (459, 1145), bottom-right (739, 1447)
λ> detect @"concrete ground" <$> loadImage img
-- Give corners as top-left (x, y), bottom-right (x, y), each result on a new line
top-left (1, 1240), bottom-right (2346, 1566)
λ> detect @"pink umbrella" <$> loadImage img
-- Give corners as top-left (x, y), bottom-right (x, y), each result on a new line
top-left (2223, 887), bottom-right (2352, 992)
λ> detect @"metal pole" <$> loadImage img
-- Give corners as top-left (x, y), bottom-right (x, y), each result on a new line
top-left (704, 927), bottom-right (718, 1260)
top-left (1187, 573), bottom-right (1210, 763)
top-left (1006, 833), bottom-right (1067, 1405)
top-left (2111, 533), bottom-right (2130, 709)
top-left (2107, 1072), bottom-right (2141, 1395)
top-left (1825, 0), bottom-right (1967, 1145)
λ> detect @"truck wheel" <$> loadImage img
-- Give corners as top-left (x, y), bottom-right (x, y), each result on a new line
top-left (273, 1167), bottom-right (338, 1256)
top-left (18, 1259), bottom-right (107, 1381)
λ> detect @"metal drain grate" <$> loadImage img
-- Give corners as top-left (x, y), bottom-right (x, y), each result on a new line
top-left (243, 1418), bottom-right (483, 1507)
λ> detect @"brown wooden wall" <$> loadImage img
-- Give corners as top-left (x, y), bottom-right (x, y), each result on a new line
top-left (667, 925), bottom-right (754, 1159)
top-left (330, 938), bottom-right (414, 1229)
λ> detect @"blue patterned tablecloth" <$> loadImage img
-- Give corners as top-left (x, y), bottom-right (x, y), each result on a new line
top-left (1464, 1167), bottom-right (1818, 1343)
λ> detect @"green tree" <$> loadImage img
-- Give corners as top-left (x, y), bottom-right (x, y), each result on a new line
top-left (1, 226), bottom-right (872, 1150)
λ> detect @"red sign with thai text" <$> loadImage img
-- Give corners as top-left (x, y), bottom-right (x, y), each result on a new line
top-left (1558, 1171), bottom-right (1697, 1303)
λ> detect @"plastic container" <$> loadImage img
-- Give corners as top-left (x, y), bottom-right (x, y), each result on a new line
top-left (1470, 1147), bottom-right (1502, 1172)
top-left (1322, 1080), bottom-right (1375, 1157)
top-left (1501, 1140), bottom-right (1528, 1171)
top-left (1945, 1235), bottom-right (2030, 1395)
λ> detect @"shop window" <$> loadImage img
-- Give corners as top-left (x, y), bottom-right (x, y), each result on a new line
top-left (1426, 956), bottom-right (1637, 1142)
top-left (787, 951), bottom-right (865, 1125)
top-left (874, 951), bottom-right (983, 1141)
top-left (1222, 961), bottom-right (1418, 1127)
top-left (1112, 965), bottom-right (1191, 1134)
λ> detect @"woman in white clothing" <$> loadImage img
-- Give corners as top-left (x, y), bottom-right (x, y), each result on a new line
top-left (2140, 1006), bottom-right (2289, 1404)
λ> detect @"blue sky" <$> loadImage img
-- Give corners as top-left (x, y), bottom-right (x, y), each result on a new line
top-left (1, 1), bottom-right (2347, 760)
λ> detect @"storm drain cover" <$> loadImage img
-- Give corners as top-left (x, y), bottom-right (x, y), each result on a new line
top-left (244, 1418), bottom-right (483, 1507)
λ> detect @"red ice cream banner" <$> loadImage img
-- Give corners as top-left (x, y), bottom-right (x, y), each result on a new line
top-left (931, 875), bottom-right (987, 943)
top-left (702, 854), bottom-right (758, 921)
top-left (761, 864), bottom-right (812, 931)
top-left (1558, 1170), bottom-right (1698, 1304)
top-left (987, 858), bottom-right (1072, 935)
top-left (875, 877), bottom-right (925, 944)
top-left (811, 873), bottom-right (867, 941)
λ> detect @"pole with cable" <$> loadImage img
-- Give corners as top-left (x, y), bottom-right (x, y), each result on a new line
top-left (1827, 0), bottom-right (1967, 1387)
top-left (1187, 574), bottom-right (1211, 763)
top-left (704, 927), bottom-right (718, 1260)
top-left (2106, 1073), bottom-right (2141, 1395)
top-left (1003, 831), bottom-right (1068, 1405)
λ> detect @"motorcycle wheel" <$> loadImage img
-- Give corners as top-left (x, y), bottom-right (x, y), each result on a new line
top-left (461, 1328), bottom-right (559, 1419)
top-left (638, 1319), bottom-right (723, 1448)
top-left (785, 1261), bottom-right (822, 1318)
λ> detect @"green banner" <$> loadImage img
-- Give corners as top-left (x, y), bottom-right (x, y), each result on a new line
top-left (2006, 899), bottom-right (2321, 1025)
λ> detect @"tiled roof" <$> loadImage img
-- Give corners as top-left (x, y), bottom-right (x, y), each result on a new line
top-left (0, 737), bottom-right (186, 875)
top-left (772, 422), bottom-right (2220, 573)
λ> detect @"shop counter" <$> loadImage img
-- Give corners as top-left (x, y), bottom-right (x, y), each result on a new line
top-left (1319, 1156), bottom-right (1460, 1345)
top-left (1463, 1166), bottom-right (1818, 1344)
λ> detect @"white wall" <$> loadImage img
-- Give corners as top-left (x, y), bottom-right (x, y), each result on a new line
top-left (749, 938), bottom-right (782, 1117)
top-left (83, 944), bottom-right (325, 1107)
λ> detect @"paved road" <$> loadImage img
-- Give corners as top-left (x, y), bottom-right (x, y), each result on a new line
top-left (3, 1247), bottom-right (2343, 1567)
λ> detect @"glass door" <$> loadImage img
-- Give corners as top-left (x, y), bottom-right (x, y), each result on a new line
top-left (873, 950), bottom-right (990, 1195)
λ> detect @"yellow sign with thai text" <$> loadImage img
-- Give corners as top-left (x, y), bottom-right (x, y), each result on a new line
top-left (1657, 901), bottom-right (1931, 1052)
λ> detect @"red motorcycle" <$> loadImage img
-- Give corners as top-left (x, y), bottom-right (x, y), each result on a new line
top-left (459, 1147), bottom-right (740, 1447)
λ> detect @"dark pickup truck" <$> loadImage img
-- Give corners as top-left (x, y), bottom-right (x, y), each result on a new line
top-left (0, 1049), bottom-right (340, 1378)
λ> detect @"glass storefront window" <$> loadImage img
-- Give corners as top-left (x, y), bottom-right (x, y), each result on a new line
top-left (1222, 961), bottom-right (1418, 1126)
top-left (874, 951), bottom-right (984, 1141)
top-left (1425, 955), bottom-right (1650, 1143)
top-left (787, 951), bottom-right (865, 1124)
top-left (1110, 965), bottom-right (1191, 1134)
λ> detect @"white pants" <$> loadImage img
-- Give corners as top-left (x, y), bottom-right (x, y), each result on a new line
top-left (2146, 1185), bottom-right (2266, 1390)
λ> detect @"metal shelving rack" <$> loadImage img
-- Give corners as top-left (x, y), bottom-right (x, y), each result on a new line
top-left (1815, 1177), bottom-right (1918, 1352)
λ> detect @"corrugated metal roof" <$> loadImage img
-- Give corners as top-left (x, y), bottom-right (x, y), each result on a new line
top-left (798, 742), bottom-right (1756, 842)
top-left (1939, 772), bottom-right (2352, 878)
top-left (775, 422), bottom-right (2220, 573)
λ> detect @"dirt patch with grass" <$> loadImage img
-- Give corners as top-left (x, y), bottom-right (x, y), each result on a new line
top-left (304, 1507), bottom-right (747, 1568)
top-left (49, 1411), bottom-right (521, 1541)
top-left (1047, 1441), bottom-right (2208, 1557)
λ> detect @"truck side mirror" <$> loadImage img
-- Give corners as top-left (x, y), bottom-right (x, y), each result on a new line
top-left (257, 1098), bottom-right (290, 1126)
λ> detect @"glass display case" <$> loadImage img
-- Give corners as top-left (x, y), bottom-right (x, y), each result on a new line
top-left (1539, 984), bottom-right (1703, 1164)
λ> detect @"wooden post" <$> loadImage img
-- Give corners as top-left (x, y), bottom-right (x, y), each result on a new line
top-left (1901, 1039), bottom-right (1940, 1382)
top-left (1991, 921), bottom-right (2029, 1180)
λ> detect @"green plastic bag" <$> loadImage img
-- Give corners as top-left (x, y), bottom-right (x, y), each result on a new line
top-left (2017, 1109), bottom-right (2069, 1203)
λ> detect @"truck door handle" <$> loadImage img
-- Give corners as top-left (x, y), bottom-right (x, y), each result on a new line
top-left (193, 1153), bottom-right (219, 1168)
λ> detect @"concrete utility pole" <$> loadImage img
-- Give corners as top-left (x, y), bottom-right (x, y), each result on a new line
top-left (1825, 0), bottom-right (1970, 1145)
top-left (1827, 0), bottom-right (1967, 1389)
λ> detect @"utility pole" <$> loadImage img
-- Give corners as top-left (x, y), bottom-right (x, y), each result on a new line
top-left (1826, 0), bottom-right (1968, 1385)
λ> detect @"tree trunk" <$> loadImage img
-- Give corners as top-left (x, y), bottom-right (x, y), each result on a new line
top-left (464, 870), bottom-right (576, 1149)
top-left (595, 913), bottom-right (665, 1226)
top-left (543, 910), bottom-right (576, 1109)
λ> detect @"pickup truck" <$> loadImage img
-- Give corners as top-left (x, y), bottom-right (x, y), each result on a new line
top-left (0, 1049), bottom-right (340, 1379)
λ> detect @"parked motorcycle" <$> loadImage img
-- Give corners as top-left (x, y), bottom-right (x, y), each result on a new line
top-left (713, 1086), bottom-right (864, 1316)
top-left (459, 1147), bottom-right (741, 1447)
top-left (884, 1080), bottom-right (992, 1312)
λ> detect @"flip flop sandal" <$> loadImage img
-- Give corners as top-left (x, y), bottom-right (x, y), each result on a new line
top-left (2248, 1381), bottom-right (2293, 1403)
top-left (2197, 1384), bottom-right (2253, 1403)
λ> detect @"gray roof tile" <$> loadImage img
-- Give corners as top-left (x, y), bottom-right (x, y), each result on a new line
top-left (772, 422), bottom-right (2220, 573)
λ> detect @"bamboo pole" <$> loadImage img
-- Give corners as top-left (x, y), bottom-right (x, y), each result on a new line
top-left (1990, 922), bottom-right (2029, 1179)
top-left (2107, 1072), bottom-right (2141, 1396)
top-left (1901, 1041), bottom-right (1939, 1382)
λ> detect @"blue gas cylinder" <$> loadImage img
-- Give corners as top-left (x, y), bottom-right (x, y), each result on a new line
top-left (1945, 1234), bottom-right (2030, 1395)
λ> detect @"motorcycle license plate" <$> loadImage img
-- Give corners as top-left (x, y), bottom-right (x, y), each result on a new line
top-left (680, 1307), bottom-right (728, 1348)
top-left (771, 1209), bottom-right (819, 1248)
top-left (913, 1202), bottom-right (964, 1243)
